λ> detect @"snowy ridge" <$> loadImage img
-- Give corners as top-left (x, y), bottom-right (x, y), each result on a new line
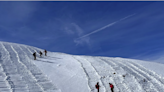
top-left (0, 41), bottom-right (164, 92)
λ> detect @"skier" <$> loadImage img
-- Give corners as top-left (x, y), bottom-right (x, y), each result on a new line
top-left (33, 52), bottom-right (36, 60)
top-left (109, 83), bottom-right (114, 92)
top-left (44, 49), bottom-right (47, 56)
top-left (95, 82), bottom-right (100, 92)
top-left (39, 51), bottom-right (42, 57)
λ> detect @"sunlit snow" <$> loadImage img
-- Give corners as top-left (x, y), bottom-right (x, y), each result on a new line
top-left (0, 41), bottom-right (164, 92)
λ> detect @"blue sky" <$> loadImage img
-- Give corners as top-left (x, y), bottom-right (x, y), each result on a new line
top-left (0, 1), bottom-right (164, 62)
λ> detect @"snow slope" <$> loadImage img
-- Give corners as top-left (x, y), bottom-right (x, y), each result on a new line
top-left (0, 41), bottom-right (164, 92)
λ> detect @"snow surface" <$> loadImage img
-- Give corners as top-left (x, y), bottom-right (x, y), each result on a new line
top-left (0, 41), bottom-right (164, 92)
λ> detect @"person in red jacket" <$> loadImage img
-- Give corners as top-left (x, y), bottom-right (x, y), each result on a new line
top-left (95, 82), bottom-right (100, 92)
top-left (109, 83), bottom-right (114, 92)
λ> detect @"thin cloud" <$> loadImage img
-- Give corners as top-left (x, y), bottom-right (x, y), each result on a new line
top-left (64, 27), bottom-right (75, 35)
top-left (77, 13), bottom-right (136, 39)
top-left (71, 23), bottom-right (83, 36)
top-left (74, 37), bottom-right (90, 46)
top-left (70, 23), bottom-right (91, 46)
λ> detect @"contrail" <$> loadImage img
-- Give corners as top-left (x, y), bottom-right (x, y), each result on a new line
top-left (77, 13), bottom-right (136, 39)
top-left (120, 13), bottom-right (136, 21)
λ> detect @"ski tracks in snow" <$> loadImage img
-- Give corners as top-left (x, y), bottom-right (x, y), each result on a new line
top-left (17, 45), bottom-right (60, 92)
top-left (19, 44), bottom-right (61, 92)
top-left (84, 56), bottom-right (130, 92)
top-left (114, 58), bottom-right (164, 92)
top-left (0, 43), bottom-right (13, 92)
top-left (73, 56), bottom-right (106, 92)
top-left (0, 42), bottom-right (61, 92)
top-left (100, 57), bottom-right (147, 92)
top-left (73, 55), bottom-right (164, 92)
top-left (0, 42), bottom-right (29, 92)
top-left (103, 57), bottom-right (164, 92)
top-left (1, 41), bottom-right (164, 92)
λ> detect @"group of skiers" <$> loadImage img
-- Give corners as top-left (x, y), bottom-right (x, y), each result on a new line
top-left (33, 49), bottom-right (47, 60)
top-left (95, 82), bottom-right (114, 92)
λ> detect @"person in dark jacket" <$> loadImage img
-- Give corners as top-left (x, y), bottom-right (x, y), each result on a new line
top-left (95, 82), bottom-right (100, 92)
top-left (33, 52), bottom-right (36, 60)
top-left (39, 51), bottom-right (42, 57)
top-left (44, 50), bottom-right (47, 56)
top-left (109, 83), bottom-right (114, 92)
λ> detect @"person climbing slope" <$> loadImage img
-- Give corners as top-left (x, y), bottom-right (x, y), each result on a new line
top-left (109, 83), bottom-right (114, 92)
top-left (44, 49), bottom-right (47, 56)
top-left (39, 51), bottom-right (42, 57)
top-left (95, 82), bottom-right (100, 92)
top-left (33, 52), bottom-right (36, 60)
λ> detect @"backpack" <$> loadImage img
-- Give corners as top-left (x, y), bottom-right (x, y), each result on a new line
top-left (95, 85), bottom-right (99, 89)
top-left (110, 84), bottom-right (114, 88)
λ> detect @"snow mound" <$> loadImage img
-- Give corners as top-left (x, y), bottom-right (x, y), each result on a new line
top-left (0, 41), bottom-right (164, 92)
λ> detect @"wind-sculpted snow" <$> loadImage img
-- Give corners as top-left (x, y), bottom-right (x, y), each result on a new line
top-left (0, 41), bottom-right (164, 92)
